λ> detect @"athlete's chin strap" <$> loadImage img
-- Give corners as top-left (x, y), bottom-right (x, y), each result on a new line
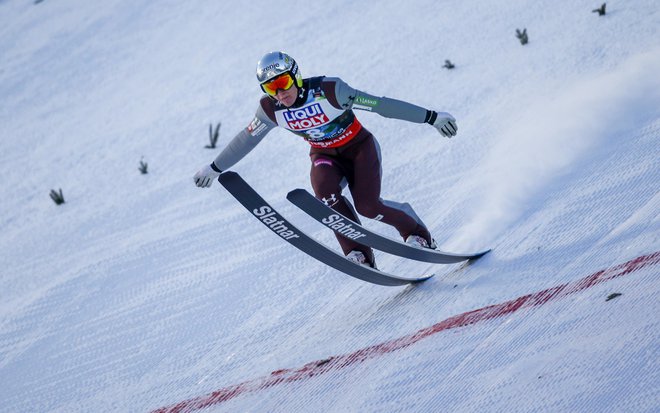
top-left (292, 86), bottom-right (306, 106)
top-left (281, 87), bottom-right (304, 108)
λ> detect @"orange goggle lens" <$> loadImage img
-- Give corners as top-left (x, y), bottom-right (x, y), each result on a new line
top-left (261, 73), bottom-right (295, 96)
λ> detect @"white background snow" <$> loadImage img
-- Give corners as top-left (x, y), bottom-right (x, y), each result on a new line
top-left (1, 0), bottom-right (659, 412)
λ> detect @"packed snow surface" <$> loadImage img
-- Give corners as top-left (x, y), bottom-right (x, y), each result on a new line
top-left (0, 0), bottom-right (658, 412)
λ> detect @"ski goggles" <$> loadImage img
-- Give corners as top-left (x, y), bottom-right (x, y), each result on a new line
top-left (261, 73), bottom-right (295, 96)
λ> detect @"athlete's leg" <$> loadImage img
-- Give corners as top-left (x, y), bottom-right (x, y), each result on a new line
top-left (309, 154), bottom-right (375, 265)
top-left (349, 136), bottom-right (433, 245)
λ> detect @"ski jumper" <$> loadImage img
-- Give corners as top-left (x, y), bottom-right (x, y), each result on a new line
top-left (213, 76), bottom-right (437, 265)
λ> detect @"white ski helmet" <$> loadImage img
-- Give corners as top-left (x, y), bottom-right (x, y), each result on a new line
top-left (256, 51), bottom-right (303, 90)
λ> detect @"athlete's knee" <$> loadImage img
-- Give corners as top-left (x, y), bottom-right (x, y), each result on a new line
top-left (311, 175), bottom-right (340, 199)
top-left (354, 200), bottom-right (381, 219)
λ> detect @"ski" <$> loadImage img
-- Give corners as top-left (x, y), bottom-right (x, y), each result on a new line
top-left (286, 188), bottom-right (490, 264)
top-left (217, 172), bottom-right (433, 286)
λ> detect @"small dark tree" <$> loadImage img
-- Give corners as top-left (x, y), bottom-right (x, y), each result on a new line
top-left (592, 3), bottom-right (606, 16)
top-left (139, 157), bottom-right (148, 174)
top-left (443, 60), bottom-right (455, 69)
top-left (50, 188), bottom-right (65, 205)
top-left (206, 122), bottom-right (221, 149)
top-left (516, 28), bottom-right (529, 45)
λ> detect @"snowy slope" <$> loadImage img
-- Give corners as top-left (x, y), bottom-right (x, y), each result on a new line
top-left (0, 0), bottom-right (659, 412)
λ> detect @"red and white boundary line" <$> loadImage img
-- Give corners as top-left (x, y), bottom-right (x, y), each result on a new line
top-left (153, 251), bottom-right (660, 413)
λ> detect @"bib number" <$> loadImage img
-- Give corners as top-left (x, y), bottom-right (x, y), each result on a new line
top-left (305, 129), bottom-right (326, 140)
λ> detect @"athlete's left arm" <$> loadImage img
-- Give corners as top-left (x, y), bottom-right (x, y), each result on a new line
top-left (329, 77), bottom-right (436, 124)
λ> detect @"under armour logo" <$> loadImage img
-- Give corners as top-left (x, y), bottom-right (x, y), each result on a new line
top-left (322, 194), bottom-right (338, 206)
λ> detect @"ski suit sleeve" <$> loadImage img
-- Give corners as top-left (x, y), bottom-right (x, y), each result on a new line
top-left (329, 77), bottom-right (433, 124)
top-left (212, 105), bottom-right (276, 171)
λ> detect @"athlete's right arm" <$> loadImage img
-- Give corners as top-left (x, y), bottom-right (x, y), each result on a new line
top-left (193, 105), bottom-right (276, 188)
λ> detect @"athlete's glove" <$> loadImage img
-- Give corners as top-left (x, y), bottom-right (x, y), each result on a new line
top-left (430, 111), bottom-right (458, 138)
top-left (193, 163), bottom-right (222, 188)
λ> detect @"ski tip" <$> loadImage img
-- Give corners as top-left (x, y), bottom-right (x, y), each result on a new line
top-left (468, 249), bottom-right (492, 261)
top-left (409, 274), bottom-right (435, 284)
top-left (411, 274), bottom-right (435, 284)
top-left (286, 188), bottom-right (307, 200)
top-left (218, 170), bottom-right (239, 183)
